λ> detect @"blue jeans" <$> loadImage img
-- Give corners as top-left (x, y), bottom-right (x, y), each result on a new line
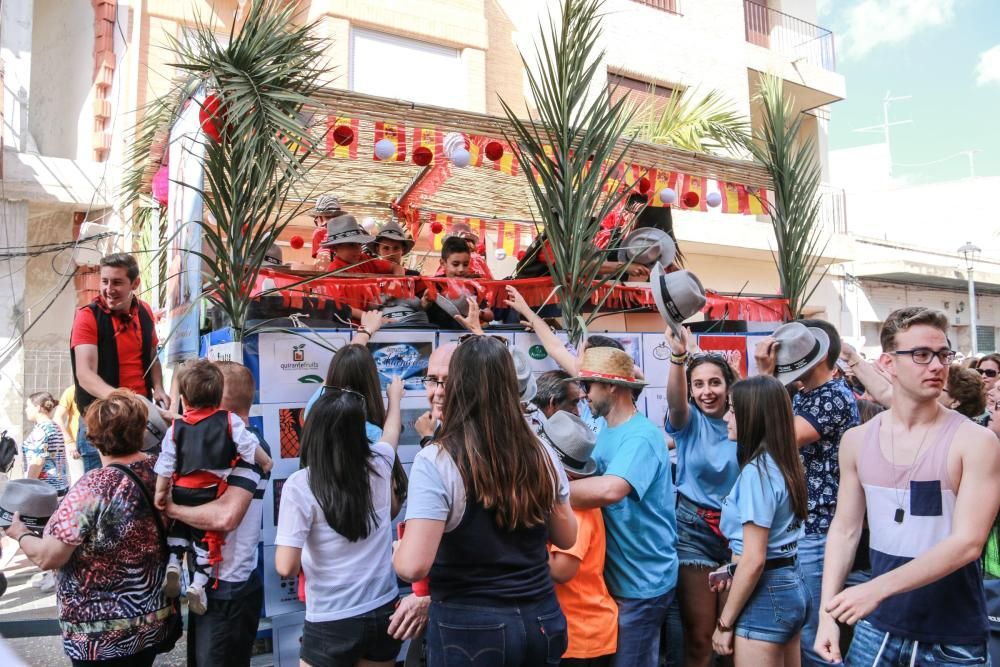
top-left (76, 417), bottom-right (102, 472)
top-left (847, 619), bottom-right (990, 666)
top-left (426, 595), bottom-right (567, 666)
top-left (734, 566), bottom-right (810, 644)
top-left (612, 589), bottom-right (676, 667)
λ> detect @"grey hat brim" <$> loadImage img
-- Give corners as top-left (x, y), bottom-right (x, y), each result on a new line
top-left (373, 231), bottom-right (415, 253)
top-left (0, 506), bottom-right (51, 530)
top-left (650, 264), bottom-right (704, 340)
top-left (774, 326), bottom-right (830, 386)
top-left (322, 232), bottom-right (375, 248)
top-left (560, 457), bottom-right (598, 477)
top-left (435, 294), bottom-right (470, 319)
top-left (622, 228), bottom-right (677, 268)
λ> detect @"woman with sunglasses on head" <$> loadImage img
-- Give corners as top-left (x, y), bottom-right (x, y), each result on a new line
top-left (712, 375), bottom-right (809, 666)
top-left (394, 336), bottom-right (578, 666)
top-left (663, 325), bottom-right (740, 667)
top-left (274, 375), bottom-right (405, 667)
top-left (973, 353), bottom-right (1000, 428)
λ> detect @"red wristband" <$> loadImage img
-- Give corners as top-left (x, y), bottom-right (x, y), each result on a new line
top-left (412, 578), bottom-right (430, 597)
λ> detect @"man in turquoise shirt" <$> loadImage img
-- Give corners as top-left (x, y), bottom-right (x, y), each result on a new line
top-left (569, 347), bottom-right (678, 667)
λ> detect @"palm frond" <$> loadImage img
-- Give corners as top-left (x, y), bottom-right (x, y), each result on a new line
top-left (748, 74), bottom-right (827, 319)
top-left (627, 87), bottom-right (751, 157)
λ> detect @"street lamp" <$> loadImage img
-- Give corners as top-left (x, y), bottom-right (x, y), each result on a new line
top-left (958, 242), bottom-right (982, 355)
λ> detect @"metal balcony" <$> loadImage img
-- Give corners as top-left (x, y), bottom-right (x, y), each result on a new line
top-left (744, 0), bottom-right (836, 71)
top-left (631, 0), bottom-right (681, 15)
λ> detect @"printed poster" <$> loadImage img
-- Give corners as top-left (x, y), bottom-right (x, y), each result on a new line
top-left (257, 331), bottom-right (349, 404)
top-left (697, 335), bottom-right (748, 378)
top-left (363, 331), bottom-right (436, 394)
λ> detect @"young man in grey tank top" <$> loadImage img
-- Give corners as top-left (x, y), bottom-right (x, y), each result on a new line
top-left (815, 307), bottom-right (1000, 665)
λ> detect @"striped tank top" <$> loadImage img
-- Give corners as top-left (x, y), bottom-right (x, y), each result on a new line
top-left (858, 409), bottom-right (987, 644)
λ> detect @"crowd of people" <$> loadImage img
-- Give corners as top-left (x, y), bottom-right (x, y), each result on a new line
top-left (2, 242), bottom-right (1000, 667)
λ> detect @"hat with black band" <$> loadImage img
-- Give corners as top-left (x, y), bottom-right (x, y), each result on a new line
top-left (0, 479), bottom-right (60, 530)
top-left (770, 321), bottom-right (830, 386)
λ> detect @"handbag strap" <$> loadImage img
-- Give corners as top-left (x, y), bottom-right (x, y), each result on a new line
top-left (109, 463), bottom-right (168, 550)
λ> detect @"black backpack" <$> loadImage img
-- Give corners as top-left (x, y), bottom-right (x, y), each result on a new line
top-left (0, 430), bottom-right (17, 474)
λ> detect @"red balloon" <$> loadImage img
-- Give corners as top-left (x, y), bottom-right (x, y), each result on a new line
top-left (289, 235), bottom-right (304, 250)
top-left (485, 141), bottom-right (504, 162)
top-left (430, 222), bottom-right (444, 234)
top-left (413, 146), bottom-right (433, 167)
top-left (199, 93), bottom-right (224, 143)
top-left (638, 176), bottom-right (651, 194)
top-left (682, 191), bottom-right (700, 208)
top-left (332, 125), bottom-right (354, 146)
top-left (475, 242), bottom-right (486, 255)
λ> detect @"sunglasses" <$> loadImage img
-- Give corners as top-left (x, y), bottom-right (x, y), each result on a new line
top-left (457, 334), bottom-right (510, 348)
top-left (976, 368), bottom-right (999, 379)
top-left (320, 385), bottom-right (368, 416)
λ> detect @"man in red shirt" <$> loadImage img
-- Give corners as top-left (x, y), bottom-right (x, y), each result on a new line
top-left (70, 253), bottom-right (169, 471)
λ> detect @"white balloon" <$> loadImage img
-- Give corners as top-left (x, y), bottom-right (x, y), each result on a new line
top-left (495, 248), bottom-right (507, 261)
top-left (659, 188), bottom-right (677, 205)
top-left (374, 138), bottom-right (396, 160)
top-left (451, 148), bottom-right (471, 168)
top-left (442, 131), bottom-right (467, 157)
top-left (706, 191), bottom-right (722, 208)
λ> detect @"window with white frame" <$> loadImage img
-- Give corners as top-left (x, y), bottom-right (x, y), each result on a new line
top-left (350, 28), bottom-right (467, 110)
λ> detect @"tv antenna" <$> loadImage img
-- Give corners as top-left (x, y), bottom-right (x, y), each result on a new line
top-left (853, 91), bottom-right (912, 176)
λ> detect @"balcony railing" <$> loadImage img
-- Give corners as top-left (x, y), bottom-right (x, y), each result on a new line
top-left (744, 0), bottom-right (836, 71)
top-left (818, 184), bottom-right (847, 235)
top-left (632, 0), bottom-right (681, 15)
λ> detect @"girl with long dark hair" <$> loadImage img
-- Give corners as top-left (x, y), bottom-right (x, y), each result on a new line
top-left (712, 375), bottom-right (810, 666)
top-left (393, 336), bottom-right (577, 666)
top-left (275, 375), bottom-right (405, 667)
top-left (663, 327), bottom-right (740, 666)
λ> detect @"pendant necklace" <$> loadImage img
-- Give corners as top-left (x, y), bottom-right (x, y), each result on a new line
top-left (889, 415), bottom-right (933, 524)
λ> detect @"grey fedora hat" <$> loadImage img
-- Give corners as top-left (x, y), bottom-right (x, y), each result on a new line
top-left (434, 292), bottom-right (472, 320)
top-left (308, 194), bottom-right (344, 217)
top-left (650, 265), bottom-right (707, 339)
top-left (0, 479), bottom-right (59, 530)
top-left (512, 348), bottom-right (538, 403)
top-left (320, 214), bottom-right (374, 247)
top-left (373, 219), bottom-right (415, 253)
top-left (771, 321), bottom-right (831, 386)
top-left (137, 395), bottom-right (169, 452)
top-left (263, 242), bottom-right (283, 266)
top-left (620, 227), bottom-right (677, 269)
top-left (540, 410), bottom-right (598, 477)
top-left (380, 298), bottom-right (430, 326)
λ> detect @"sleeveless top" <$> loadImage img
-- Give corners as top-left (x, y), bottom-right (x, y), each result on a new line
top-left (858, 409), bottom-right (987, 644)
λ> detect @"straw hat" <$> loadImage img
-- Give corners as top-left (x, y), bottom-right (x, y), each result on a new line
top-left (0, 479), bottom-right (59, 530)
top-left (567, 347), bottom-right (647, 389)
top-left (320, 214), bottom-right (374, 247)
top-left (620, 227), bottom-right (677, 268)
top-left (372, 219), bottom-right (415, 253)
top-left (540, 410), bottom-right (598, 477)
top-left (307, 194), bottom-right (344, 217)
top-left (512, 348), bottom-right (538, 403)
top-left (650, 265), bottom-right (707, 339)
top-left (771, 321), bottom-right (830, 386)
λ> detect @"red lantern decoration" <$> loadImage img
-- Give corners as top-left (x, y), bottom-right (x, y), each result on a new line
top-left (289, 235), bottom-right (304, 250)
top-left (430, 222), bottom-right (444, 235)
top-left (332, 124), bottom-right (354, 146)
top-left (682, 191), bottom-right (700, 208)
top-left (516, 250), bottom-right (526, 261)
top-left (475, 242), bottom-right (486, 255)
top-left (413, 146), bottom-right (433, 167)
top-left (637, 176), bottom-right (651, 194)
top-left (485, 141), bottom-right (505, 162)
top-left (199, 93), bottom-right (224, 143)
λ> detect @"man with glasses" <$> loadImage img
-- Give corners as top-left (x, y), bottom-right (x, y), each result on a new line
top-left (415, 343), bottom-right (458, 447)
top-left (814, 307), bottom-right (1000, 665)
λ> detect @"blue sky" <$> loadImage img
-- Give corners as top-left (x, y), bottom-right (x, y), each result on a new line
top-left (819, 0), bottom-right (1000, 183)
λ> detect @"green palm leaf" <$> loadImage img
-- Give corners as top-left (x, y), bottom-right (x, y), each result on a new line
top-left (627, 87), bottom-right (751, 156)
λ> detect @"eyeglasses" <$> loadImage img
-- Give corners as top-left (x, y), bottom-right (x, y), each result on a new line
top-left (976, 368), bottom-right (999, 379)
top-left (892, 348), bottom-right (956, 365)
top-left (422, 376), bottom-right (447, 390)
top-left (457, 333), bottom-right (510, 348)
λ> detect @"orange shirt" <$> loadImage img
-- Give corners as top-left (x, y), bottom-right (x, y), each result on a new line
top-left (550, 508), bottom-right (618, 658)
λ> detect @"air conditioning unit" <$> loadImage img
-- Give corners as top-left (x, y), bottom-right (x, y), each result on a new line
top-left (72, 222), bottom-right (116, 266)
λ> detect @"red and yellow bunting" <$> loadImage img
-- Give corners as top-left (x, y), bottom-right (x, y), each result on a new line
top-left (373, 121), bottom-right (407, 161)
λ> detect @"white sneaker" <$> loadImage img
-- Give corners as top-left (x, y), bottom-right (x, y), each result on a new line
top-left (29, 572), bottom-right (45, 588)
top-left (163, 562), bottom-right (182, 598)
top-left (38, 571), bottom-right (56, 594)
top-left (186, 582), bottom-right (207, 615)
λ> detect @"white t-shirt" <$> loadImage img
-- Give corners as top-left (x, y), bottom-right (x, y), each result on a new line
top-left (275, 441), bottom-right (398, 622)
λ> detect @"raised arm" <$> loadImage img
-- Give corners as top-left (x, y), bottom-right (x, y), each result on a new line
top-left (841, 341), bottom-right (893, 407)
top-left (504, 286), bottom-right (578, 374)
top-left (665, 327), bottom-right (692, 431)
top-left (381, 376), bottom-right (405, 450)
top-left (813, 426), bottom-right (867, 663)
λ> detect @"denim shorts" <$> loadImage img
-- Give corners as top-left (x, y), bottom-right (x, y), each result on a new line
top-left (734, 566), bottom-right (809, 644)
top-left (675, 495), bottom-right (730, 569)
top-left (300, 599), bottom-right (401, 667)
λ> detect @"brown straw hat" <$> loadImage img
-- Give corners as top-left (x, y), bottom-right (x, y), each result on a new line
top-left (567, 347), bottom-right (647, 389)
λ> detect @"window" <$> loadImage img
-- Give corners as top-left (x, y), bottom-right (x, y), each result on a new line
top-left (632, 0), bottom-right (681, 14)
top-left (976, 326), bottom-right (996, 354)
top-left (608, 73), bottom-right (676, 114)
top-left (350, 29), bottom-right (467, 111)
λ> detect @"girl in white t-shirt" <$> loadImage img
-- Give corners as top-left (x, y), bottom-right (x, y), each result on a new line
top-left (275, 376), bottom-right (404, 667)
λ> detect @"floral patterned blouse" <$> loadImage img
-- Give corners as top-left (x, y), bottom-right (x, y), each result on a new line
top-left (44, 457), bottom-right (173, 661)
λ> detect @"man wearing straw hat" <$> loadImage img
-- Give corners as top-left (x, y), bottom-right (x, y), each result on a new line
top-left (567, 347), bottom-right (678, 667)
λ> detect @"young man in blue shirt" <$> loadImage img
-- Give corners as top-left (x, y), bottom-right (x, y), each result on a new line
top-left (568, 347), bottom-right (678, 667)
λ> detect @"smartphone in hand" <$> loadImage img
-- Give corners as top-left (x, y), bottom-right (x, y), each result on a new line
top-left (708, 563), bottom-right (736, 589)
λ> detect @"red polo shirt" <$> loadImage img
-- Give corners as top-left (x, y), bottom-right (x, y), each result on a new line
top-left (70, 296), bottom-right (159, 396)
top-left (311, 226), bottom-right (327, 258)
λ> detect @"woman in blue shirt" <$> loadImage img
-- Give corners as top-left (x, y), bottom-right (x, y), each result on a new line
top-left (713, 375), bottom-right (810, 665)
top-left (663, 327), bottom-right (740, 666)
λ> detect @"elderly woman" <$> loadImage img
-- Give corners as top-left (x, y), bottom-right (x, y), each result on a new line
top-left (3, 390), bottom-right (175, 666)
